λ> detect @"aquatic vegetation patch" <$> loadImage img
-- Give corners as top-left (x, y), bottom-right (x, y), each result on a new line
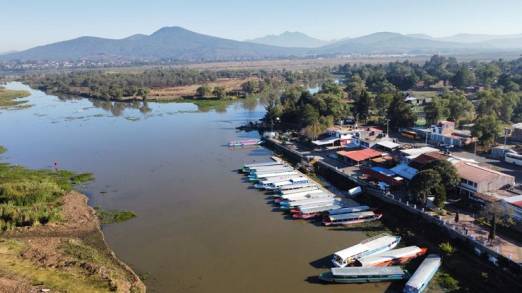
top-left (0, 146), bottom-right (6, 155)
top-left (94, 208), bottom-right (137, 224)
top-left (0, 87), bottom-right (31, 109)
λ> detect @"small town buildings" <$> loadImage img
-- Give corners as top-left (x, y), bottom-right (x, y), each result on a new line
top-left (390, 163), bottom-right (418, 180)
top-left (362, 166), bottom-right (404, 186)
top-left (337, 149), bottom-right (382, 166)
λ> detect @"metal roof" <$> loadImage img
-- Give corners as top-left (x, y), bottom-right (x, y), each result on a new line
top-left (329, 211), bottom-right (375, 221)
top-left (357, 246), bottom-right (423, 266)
top-left (334, 234), bottom-right (400, 260)
top-left (405, 254), bottom-right (441, 289)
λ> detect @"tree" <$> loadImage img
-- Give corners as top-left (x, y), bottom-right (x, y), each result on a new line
top-left (346, 75), bottom-right (366, 101)
top-left (476, 63), bottom-right (501, 86)
top-left (444, 92), bottom-right (474, 123)
top-left (451, 66), bottom-right (476, 89)
top-left (196, 84), bottom-right (212, 97)
top-left (387, 94), bottom-right (417, 130)
top-left (212, 86), bottom-right (227, 99)
top-left (472, 115), bottom-right (501, 147)
top-left (424, 96), bottom-right (447, 125)
top-left (353, 90), bottom-right (371, 122)
top-left (409, 169), bottom-right (442, 206)
top-left (303, 120), bottom-right (325, 139)
top-left (422, 160), bottom-right (460, 193)
top-left (374, 93), bottom-right (394, 120)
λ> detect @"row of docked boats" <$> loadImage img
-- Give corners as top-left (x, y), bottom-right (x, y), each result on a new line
top-left (241, 159), bottom-right (441, 292)
top-left (241, 160), bottom-right (382, 227)
top-left (228, 139), bottom-right (262, 147)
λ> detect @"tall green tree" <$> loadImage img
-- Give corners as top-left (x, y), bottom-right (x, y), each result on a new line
top-left (451, 66), bottom-right (476, 89)
top-left (409, 169), bottom-right (443, 206)
top-left (472, 115), bottom-right (501, 147)
top-left (387, 94), bottom-right (417, 130)
top-left (422, 160), bottom-right (460, 194)
top-left (353, 90), bottom-right (371, 122)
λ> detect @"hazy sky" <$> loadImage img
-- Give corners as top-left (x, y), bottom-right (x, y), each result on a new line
top-left (1, 0), bottom-right (522, 52)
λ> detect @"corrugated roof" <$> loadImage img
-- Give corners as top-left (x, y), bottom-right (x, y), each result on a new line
top-left (455, 161), bottom-right (513, 182)
top-left (337, 149), bottom-right (382, 162)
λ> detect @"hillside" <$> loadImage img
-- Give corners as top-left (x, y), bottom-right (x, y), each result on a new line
top-left (247, 31), bottom-right (328, 48)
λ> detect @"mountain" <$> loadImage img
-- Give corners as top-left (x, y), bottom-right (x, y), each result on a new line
top-left (2, 26), bottom-right (302, 61)
top-left (315, 32), bottom-right (476, 55)
top-left (247, 31), bottom-right (328, 48)
top-left (3, 28), bottom-right (522, 63)
top-left (439, 33), bottom-right (522, 43)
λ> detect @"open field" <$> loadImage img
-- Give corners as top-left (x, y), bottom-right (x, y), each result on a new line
top-left (147, 77), bottom-right (256, 100)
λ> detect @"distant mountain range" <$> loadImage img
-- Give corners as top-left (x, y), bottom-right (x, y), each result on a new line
top-left (246, 31), bottom-right (330, 48)
top-left (2, 27), bottom-right (522, 62)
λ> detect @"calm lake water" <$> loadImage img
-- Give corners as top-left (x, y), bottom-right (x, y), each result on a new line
top-left (0, 82), bottom-right (390, 293)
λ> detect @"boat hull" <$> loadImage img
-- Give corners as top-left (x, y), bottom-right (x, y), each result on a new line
top-left (323, 214), bottom-right (382, 226)
top-left (318, 272), bottom-right (407, 284)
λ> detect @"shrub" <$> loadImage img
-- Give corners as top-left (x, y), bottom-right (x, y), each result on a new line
top-left (439, 241), bottom-right (455, 255)
top-left (438, 272), bottom-right (459, 291)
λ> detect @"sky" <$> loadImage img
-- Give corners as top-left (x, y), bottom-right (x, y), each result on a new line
top-left (1, 0), bottom-right (522, 52)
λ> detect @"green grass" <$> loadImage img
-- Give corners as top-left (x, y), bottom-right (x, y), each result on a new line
top-left (0, 146), bottom-right (6, 155)
top-left (0, 88), bottom-right (31, 109)
top-left (0, 163), bottom-right (93, 230)
top-left (94, 208), bottom-right (136, 224)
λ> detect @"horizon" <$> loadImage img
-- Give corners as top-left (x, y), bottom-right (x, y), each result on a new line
top-left (2, 0), bottom-right (522, 52)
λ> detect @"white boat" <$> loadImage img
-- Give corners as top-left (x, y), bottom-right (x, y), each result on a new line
top-left (356, 246), bottom-right (428, 267)
top-left (242, 161), bottom-right (281, 172)
top-left (328, 205), bottom-right (370, 215)
top-left (280, 189), bottom-right (326, 200)
top-left (403, 254), bottom-right (441, 293)
top-left (264, 177), bottom-right (311, 191)
top-left (292, 203), bottom-right (345, 219)
top-left (276, 182), bottom-right (317, 192)
top-left (323, 211), bottom-right (382, 227)
top-left (319, 266), bottom-right (409, 283)
top-left (278, 185), bottom-right (320, 196)
top-left (331, 234), bottom-right (401, 267)
top-left (248, 171), bottom-right (298, 181)
top-left (254, 176), bottom-right (305, 189)
top-left (280, 192), bottom-right (333, 204)
top-left (249, 166), bottom-right (294, 175)
top-left (248, 164), bottom-right (289, 173)
top-left (280, 196), bottom-right (336, 208)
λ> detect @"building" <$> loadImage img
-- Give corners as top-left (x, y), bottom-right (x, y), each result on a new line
top-left (337, 149), bottom-right (382, 166)
top-left (398, 147), bottom-right (439, 164)
top-left (427, 121), bottom-right (474, 148)
top-left (454, 161), bottom-right (516, 203)
top-left (408, 151), bottom-right (449, 169)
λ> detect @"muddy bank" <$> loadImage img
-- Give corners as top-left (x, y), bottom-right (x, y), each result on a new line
top-left (0, 191), bottom-right (145, 293)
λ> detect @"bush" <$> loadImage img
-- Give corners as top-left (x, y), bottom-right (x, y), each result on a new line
top-left (437, 272), bottom-right (459, 291)
top-left (95, 208), bottom-right (136, 224)
top-left (439, 241), bottom-right (455, 255)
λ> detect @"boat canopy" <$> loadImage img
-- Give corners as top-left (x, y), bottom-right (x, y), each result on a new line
top-left (298, 203), bottom-right (344, 214)
top-left (357, 246), bottom-right (424, 266)
top-left (334, 234), bottom-right (399, 261)
top-left (404, 254), bottom-right (441, 293)
top-left (329, 205), bottom-right (370, 215)
top-left (331, 266), bottom-right (406, 277)
top-left (328, 211), bottom-right (376, 221)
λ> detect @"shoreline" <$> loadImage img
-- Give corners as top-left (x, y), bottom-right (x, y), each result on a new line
top-left (0, 191), bottom-right (146, 292)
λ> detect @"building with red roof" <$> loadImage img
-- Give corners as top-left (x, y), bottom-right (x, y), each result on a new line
top-left (337, 149), bottom-right (382, 165)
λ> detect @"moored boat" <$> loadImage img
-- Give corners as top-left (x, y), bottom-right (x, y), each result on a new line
top-left (292, 203), bottom-right (345, 219)
top-left (276, 182), bottom-right (317, 192)
top-left (331, 234), bottom-right (401, 267)
top-left (328, 205), bottom-right (370, 215)
top-left (356, 246), bottom-right (428, 267)
top-left (319, 266), bottom-right (409, 284)
top-left (277, 185), bottom-right (320, 196)
top-left (264, 177), bottom-right (311, 191)
top-left (229, 139), bottom-right (262, 147)
top-left (403, 254), bottom-right (441, 293)
top-left (248, 171), bottom-right (298, 182)
top-left (241, 161), bottom-right (281, 173)
top-left (248, 166), bottom-right (294, 176)
top-left (254, 176), bottom-right (306, 189)
top-left (323, 211), bottom-right (382, 227)
top-left (279, 195), bottom-right (335, 208)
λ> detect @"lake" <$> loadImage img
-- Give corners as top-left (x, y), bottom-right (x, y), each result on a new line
top-left (0, 82), bottom-right (389, 293)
